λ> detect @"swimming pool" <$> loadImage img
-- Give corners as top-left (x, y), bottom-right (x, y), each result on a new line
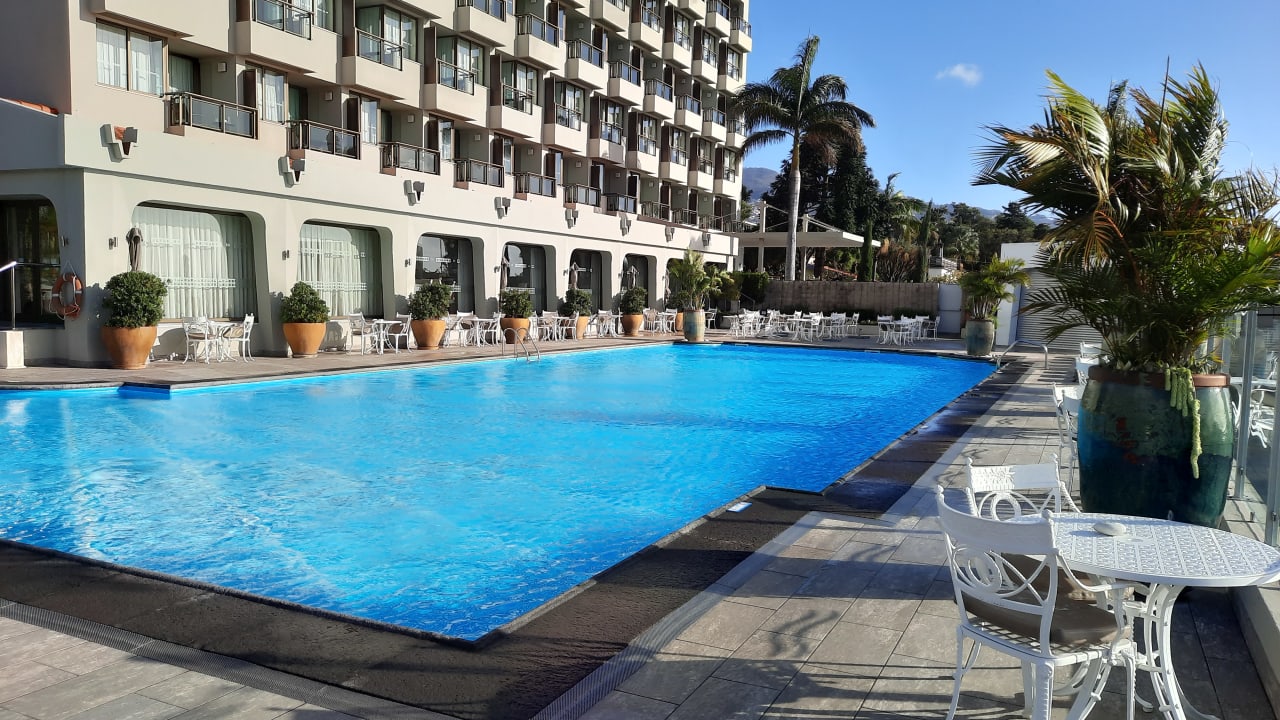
top-left (1, 344), bottom-right (992, 640)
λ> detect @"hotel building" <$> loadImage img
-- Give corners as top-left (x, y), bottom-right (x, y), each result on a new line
top-left (0, 0), bottom-right (751, 365)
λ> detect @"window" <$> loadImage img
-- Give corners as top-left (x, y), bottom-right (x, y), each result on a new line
top-left (96, 23), bottom-right (162, 95)
top-left (669, 128), bottom-right (687, 164)
top-left (250, 65), bottom-right (287, 122)
top-left (600, 101), bottom-right (624, 144)
top-left (0, 200), bottom-right (60, 325)
top-left (672, 14), bottom-right (691, 49)
top-left (168, 54), bottom-right (197, 94)
top-left (358, 95), bottom-right (379, 144)
top-left (501, 61), bottom-right (538, 113)
top-left (438, 119), bottom-right (454, 161)
top-left (298, 223), bottom-right (382, 316)
top-left (726, 49), bottom-right (742, 79)
top-left (287, 85), bottom-right (307, 122)
top-left (415, 235), bottom-right (473, 312)
top-left (133, 205), bottom-right (256, 320)
top-left (502, 243), bottom-right (548, 312)
top-left (555, 82), bottom-right (585, 127)
top-left (297, 0), bottom-right (333, 30)
top-left (356, 6), bottom-right (417, 67)
top-left (439, 36), bottom-right (486, 87)
top-left (636, 114), bottom-right (657, 154)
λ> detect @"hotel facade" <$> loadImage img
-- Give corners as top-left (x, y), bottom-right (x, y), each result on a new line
top-left (0, 0), bottom-right (751, 365)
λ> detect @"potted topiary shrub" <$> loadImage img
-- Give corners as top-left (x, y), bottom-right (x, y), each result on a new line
top-left (618, 286), bottom-right (647, 336)
top-left (408, 282), bottom-right (453, 349)
top-left (976, 65), bottom-right (1280, 526)
top-left (559, 288), bottom-right (593, 340)
top-left (666, 248), bottom-right (724, 342)
top-left (499, 288), bottom-right (533, 342)
top-left (100, 271), bottom-right (168, 369)
top-left (956, 257), bottom-right (1029, 357)
top-left (279, 281), bottom-right (330, 358)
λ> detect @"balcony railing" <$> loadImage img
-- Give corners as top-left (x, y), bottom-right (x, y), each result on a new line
top-left (255, 0), bottom-right (311, 39)
top-left (639, 8), bottom-right (661, 30)
top-left (516, 15), bottom-right (559, 45)
top-left (564, 184), bottom-right (601, 206)
top-left (676, 94), bottom-right (701, 115)
top-left (665, 147), bottom-right (688, 165)
top-left (725, 62), bottom-right (741, 80)
top-left (721, 166), bottom-right (739, 182)
top-left (673, 207), bottom-right (698, 226)
top-left (635, 136), bottom-right (658, 155)
top-left (288, 120), bottom-right (359, 157)
top-left (709, 0), bottom-right (731, 19)
top-left (732, 17), bottom-right (751, 36)
top-left (502, 85), bottom-right (534, 113)
top-left (609, 61), bottom-right (641, 85)
top-left (605, 194), bottom-right (637, 213)
top-left (672, 29), bottom-right (692, 49)
top-left (604, 0), bottom-right (628, 7)
top-left (598, 122), bottom-right (623, 145)
top-left (167, 93), bottom-right (257, 138)
top-left (696, 156), bottom-right (714, 174)
top-left (703, 108), bottom-right (725, 126)
top-left (438, 60), bottom-right (475, 94)
top-left (454, 158), bottom-right (505, 186)
top-left (357, 30), bottom-right (403, 69)
top-left (728, 116), bottom-right (745, 134)
top-left (698, 44), bottom-right (719, 67)
top-left (513, 172), bottom-right (556, 196)
top-left (458, 0), bottom-right (510, 20)
top-left (639, 200), bottom-right (669, 220)
top-left (381, 142), bottom-right (440, 174)
top-left (567, 39), bottom-right (604, 67)
top-left (644, 79), bottom-right (673, 100)
top-left (554, 104), bottom-right (582, 130)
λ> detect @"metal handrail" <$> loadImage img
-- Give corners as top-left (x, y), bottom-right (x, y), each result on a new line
top-left (1, 260), bottom-right (17, 331)
top-left (996, 339), bottom-right (1049, 370)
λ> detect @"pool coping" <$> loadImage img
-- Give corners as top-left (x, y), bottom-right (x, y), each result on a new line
top-left (0, 345), bottom-right (1030, 720)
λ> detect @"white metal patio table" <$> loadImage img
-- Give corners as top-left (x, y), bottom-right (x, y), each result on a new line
top-left (1054, 513), bottom-right (1280, 720)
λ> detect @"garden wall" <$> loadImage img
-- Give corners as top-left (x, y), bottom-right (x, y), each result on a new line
top-left (763, 281), bottom-right (941, 317)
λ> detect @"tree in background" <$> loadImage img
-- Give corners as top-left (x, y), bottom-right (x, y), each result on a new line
top-left (913, 202), bottom-right (936, 282)
top-left (865, 173), bottom-right (926, 281)
top-left (735, 35), bottom-right (874, 281)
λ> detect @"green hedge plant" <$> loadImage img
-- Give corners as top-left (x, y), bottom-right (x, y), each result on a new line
top-left (408, 282), bottom-right (453, 320)
top-left (103, 271), bottom-right (168, 328)
top-left (499, 288), bottom-right (533, 318)
top-left (618, 286), bottom-right (647, 314)
top-left (559, 288), bottom-right (592, 317)
top-left (280, 281), bottom-right (330, 324)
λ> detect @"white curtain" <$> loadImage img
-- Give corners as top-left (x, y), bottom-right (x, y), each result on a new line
top-left (298, 224), bottom-right (382, 316)
top-left (96, 24), bottom-right (127, 88)
top-left (134, 206), bottom-right (256, 319)
top-left (168, 55), bottom-right (196, 93)
top-left (130, 32), bottom-right (162, 95)
top-left (260, 69), bottom-right (285, 122)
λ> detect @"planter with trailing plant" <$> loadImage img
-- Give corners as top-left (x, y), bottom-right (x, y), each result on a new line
top-left (499, 288), bottom-right (533, 342)
top-left (279, 281), bottom-right (330, 358)
top-left (559, 288), bottom-right (592, 339)
top-left (667, 248), bottom-right (725, 342)
top-left (956, 257), bottom-right (1029, 357)
top-left (977, 65), bottom-right (1280, 526)
top-left (408, 282), bottom-right (453, 349)
top-left (100, 271), bottom-right (168, 369)
top-left (618, 286), bottom-right (647, 337)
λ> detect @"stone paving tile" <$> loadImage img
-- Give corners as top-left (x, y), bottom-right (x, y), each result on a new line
top-left (2, 656), bottom-right (186, 720)
top-left (887, 535), bottom-right (947, 566)
top-left (760, 545), bottom-right (833, 579)
top-left (757, 597), bottom-right (850, 641)
top-left (165, 686), bottom-right (302, 720)
top-left (578, 691), bottom-right (676, 720)
top-left (62, 693), bottom-right (183, 720)
top-left (805, 622), bottom-right (901, 678)
top-left (760, 663), bottom-right (875, 719)
top-left (617, 639), bottom-right (732, 705)
top-left (0, 661), bottom-right (77, 703)
top-left (856, 652), bottom-right (1023, 719)
top-left (665, 677), bottom-right (778, 720)
top-left (792, 566), bottom-right (875, 602)
top-left (727, 571), bottom-right (809, 612)
top-left (674, 601), bottom-right (776, 653)
top-left (35, 644), bottom-right (133, 676)
top-left (274, 705), bottom-right (362, 720)
top-left (892, 612), bottom-right (960, 665)
top-left (712, 631), bottom-right (821, 690)
top-left (866, 560), bottom-right (939, 596)
top-left (1208, 658), bottom-right (1274, 720)
top-left (843, 591), bottom-right (923, 632)
top-left (0, 629), bottom-right (86, 670)
top-left (134, 672), bottom-right (242, 710)
top-left (791, 526), bottom-right (854, 553)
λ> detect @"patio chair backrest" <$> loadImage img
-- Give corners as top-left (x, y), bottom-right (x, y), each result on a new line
top-left (963, 456), bottom-right (1079, 519)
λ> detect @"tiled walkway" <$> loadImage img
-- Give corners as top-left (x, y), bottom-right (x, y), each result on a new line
top-left (1, 347), bottom-right (1275, 719)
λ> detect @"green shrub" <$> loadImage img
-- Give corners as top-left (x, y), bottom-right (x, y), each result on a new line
top-left (102, 271), bottom-right (167, 328)
top-left (499, 288), bottom-right (533, 318)
top-left (280, 281), bottom-right (330, 324)
top-left (408, 282), bottom-right (453, 320)
top-left (559, 288), bottom-right (592, 317)
top-left (618, 286), bottom-right (647, 314)
top-left (737, 271), bottom-right (771, 303)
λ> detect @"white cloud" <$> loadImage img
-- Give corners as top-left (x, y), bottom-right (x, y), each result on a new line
top-left (936, 63), bottom-right (982, 87)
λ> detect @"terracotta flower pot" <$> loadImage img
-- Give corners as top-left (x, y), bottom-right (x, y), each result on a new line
top-left (282, 322), bottom-right (326, 358)
top-left (574, 315), bottom-right (590, 340)
top-left (500, 317), bottom-right (530, 343)
top-left (683, 310), bottom-right (706, 342)
top-left (411, 319), bottom-right (446, 349)
top-left (101, 326), bottom-right (157, 370)
top-left (620, 314), bottom-right (644, 337)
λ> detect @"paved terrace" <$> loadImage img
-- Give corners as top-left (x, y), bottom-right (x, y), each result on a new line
top-left (0, 331), bottom-right (1275, 720)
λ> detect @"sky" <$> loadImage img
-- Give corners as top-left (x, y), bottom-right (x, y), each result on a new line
top-left (741, 0), bottom-right (1280, 211)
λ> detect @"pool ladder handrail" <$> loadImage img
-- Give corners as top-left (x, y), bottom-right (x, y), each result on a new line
top-left (996, 338), bottom-right (1049, 370)
top-left (500, 326), bottom-right (541, 361)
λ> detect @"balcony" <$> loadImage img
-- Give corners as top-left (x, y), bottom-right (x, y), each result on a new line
top-left (606, 61), bottom-right (644, 105)
top-left (565, 39), bottom-right (607, 89)
top-left (235, 0), bottom-right (338, 77)
top-left (662, 33), bottom-right (692, 69)
top-left (166, 93), bottom-right (256, 138)
top-left (564, 184), bottom-right (601, 207)
top-left (515, 15), bottom-right (561, 68)
top-left (513, 172), bottom-right (556, 198)
top-left (340, 32), bottom-right (421, 101)
top-left (605, 193), bottom-right (638, 214)
top-left (626, 137), bottom-right (659, 175)
top-left (587, 122), bottom-right (625, 163)
top-left (629, 8), bottom-right (662, 51)
top-left (454, 158), bottom-right (505, 187)
top-left (718, 66), bottom-right (744, 95)
top-left (543, 105), bottom-right (587, 151)
top-left (93, 0), bottom-right (231, 47)
top-left (691, 46), bottom-right (719, 83)
top-left (730, 16), bottom-right (752, 52)
top-left (701, 107), bottom-right (726, 143)
top-left (381, 142), bottom-right (441, 175)
top-left (714, 167), bottom-right (739, 196)
top-left (254, 0), bottom-right (311, 38)
top-left (288, 120), bottom-right (359, 158)
top-left (678, 0), bottom-right (706, 17)
top-left (704, 0), bottom-right (731, 36)
top-left (688, 156), bottom-right (715, 192)
top-left (455, 0), bottom-right (515, 50)
top-left (643, 79), bottom-right (675, 117)
top-left (589, 0), bottom-right (630, 31)
top-left (660, 146), bottom-right (687, 181)
top-left (673, 95), bottom-right (701, 131)
top-left (423, 60), bottom-right (486, 122)
top-left (725, 116), bottom-right (745, 148)
top-left (672, 207), bottom-right (698, 226)
top-left (488, 86), bottom-right (540, 139)
top-left (639, 200), bottom-right (670, 221)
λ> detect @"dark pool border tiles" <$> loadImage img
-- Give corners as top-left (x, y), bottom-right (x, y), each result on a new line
top-left (0, 357), bottom-right (1032, 720)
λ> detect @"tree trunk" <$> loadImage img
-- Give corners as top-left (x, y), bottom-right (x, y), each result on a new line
top-left (859, 218), bottom-right (874, 281)
top-left (786, 138), bottom-right (801, 282)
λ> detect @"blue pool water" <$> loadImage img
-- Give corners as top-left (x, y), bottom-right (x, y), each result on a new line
top-left (1, 344), bottom-right (991, 640)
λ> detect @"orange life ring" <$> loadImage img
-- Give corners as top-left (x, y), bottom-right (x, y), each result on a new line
top-left (51, 272), bottom-right (83, 319)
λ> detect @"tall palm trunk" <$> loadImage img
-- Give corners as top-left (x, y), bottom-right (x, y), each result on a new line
top-left (786, 137), bottom-right (802, 281)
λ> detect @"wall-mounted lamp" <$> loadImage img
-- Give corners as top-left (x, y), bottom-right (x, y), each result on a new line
top-left (324, 91), bottom-right (334, 101)
top-left (701, 231), bottom-right (712, 246)
top-left (664, 226), bottom-right (676, 242)
top-left (108, 236), bottom-right (118, 249)
top-left (216, 61), bottom-right (228, 73)
top-left (565, 207), bottom-right (580, 228)
top-left (282, 249), bottom-right (292, 260)
top-left (289, 156), bottom-right (306, 183)
top-left (405, 258), bottom-right (413, 267)
top-left (405, 179), bottom-right (424, 202)
top-left (495, 196), bottom-right (512, 218)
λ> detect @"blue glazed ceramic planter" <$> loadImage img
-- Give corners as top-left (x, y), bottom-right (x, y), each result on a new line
top-left (1077, 367), bottom-right (1235, 527)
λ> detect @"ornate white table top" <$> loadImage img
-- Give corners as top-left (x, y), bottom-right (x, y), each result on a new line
top-left (1055, 513), bottom-right (1280, 588)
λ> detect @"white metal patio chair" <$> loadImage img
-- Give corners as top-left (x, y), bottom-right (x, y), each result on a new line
top-left (384, 313), bottom-right (412, 352)
top-left (935, 486), bottom-right (1137, 720)
top-left (348, 313), bottom-right (379, 355)
top-left (222, 313), bottom-right (255, 361)
top-left (181, 316), bottom-right (215, 364)
top-left (1052, 385), bottom-right (1081, 491)
top-left (962, 455), bottom-right (1080, 519)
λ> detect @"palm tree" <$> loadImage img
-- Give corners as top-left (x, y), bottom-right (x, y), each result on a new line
top-left (860, 172), bottom-right (925, 281)
top-left (734, 35), bottom-right (874, 281)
